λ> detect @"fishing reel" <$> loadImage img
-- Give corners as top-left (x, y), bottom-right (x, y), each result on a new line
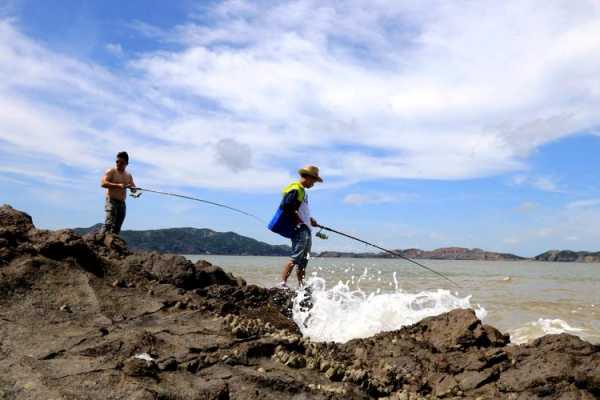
top-left (315, 228), bottom-right (328, 240)
top-left (130, 190), bottom-right (142, 198)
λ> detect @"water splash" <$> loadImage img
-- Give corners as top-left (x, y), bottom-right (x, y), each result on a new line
top-left (292, 277), bottom-right (487, 343)
top-left (509, 318), bottom-right (585, 344)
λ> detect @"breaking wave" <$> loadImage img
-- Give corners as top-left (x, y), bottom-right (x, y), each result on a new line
top-left (292, 276), bottom-right (487, 343)
top-left (509, 318), bottom-right (586, 344)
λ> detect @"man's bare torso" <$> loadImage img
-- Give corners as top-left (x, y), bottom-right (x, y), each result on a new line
top-left (105, 168), bottom-right (133, 201)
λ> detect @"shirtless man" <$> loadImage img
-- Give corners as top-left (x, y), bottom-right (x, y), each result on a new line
top-left (100, 151), bottom-right (136, 234)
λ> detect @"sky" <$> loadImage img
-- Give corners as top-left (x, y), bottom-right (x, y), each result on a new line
top-left (2, 0), bottom-right (600, 257)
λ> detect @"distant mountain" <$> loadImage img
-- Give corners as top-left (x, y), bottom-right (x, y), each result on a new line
top-left (73, 224), bottom-right (291, 256)
top-left (317, 246), bottom-right (526, 261)
top-left (534, 250), bottom-right (600, 263)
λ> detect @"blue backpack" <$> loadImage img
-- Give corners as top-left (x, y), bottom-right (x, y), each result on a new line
top-left (268, 182), bottom-right (305, 238)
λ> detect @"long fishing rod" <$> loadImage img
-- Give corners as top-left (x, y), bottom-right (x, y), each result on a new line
top-left (130, 187), bottom-right (266, 223)
top-left (316, 224), bottom-right (461, 288)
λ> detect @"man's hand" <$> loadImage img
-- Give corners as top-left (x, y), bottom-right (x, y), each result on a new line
top-left (310, 217), bottom-right (319, 227)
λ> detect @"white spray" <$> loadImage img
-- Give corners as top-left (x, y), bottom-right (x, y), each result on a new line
top-left (293, 277), bottom-right (487, 343)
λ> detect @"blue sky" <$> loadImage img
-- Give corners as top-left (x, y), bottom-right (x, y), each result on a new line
top-left (2, 0), bottom-right (600, 256)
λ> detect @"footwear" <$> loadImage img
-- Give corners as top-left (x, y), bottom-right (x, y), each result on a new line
top-left (276, 281), bottom-right (289, 290)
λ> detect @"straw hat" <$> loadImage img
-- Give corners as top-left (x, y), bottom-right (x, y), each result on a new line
top-left (298, 165), bottom-right (323, 182)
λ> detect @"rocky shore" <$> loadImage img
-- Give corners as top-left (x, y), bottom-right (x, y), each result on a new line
top-left (0, 204), bottom-right (598, 399)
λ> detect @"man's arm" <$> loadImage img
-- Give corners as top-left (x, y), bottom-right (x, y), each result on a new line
top-left (129, 174), bottom-right (137, 192)
top-left (101, 169), bottom-right (126, 190)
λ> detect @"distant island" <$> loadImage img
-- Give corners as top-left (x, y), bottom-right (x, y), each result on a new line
top-left (534, 250), bottom-right (600, 263)
top-left (317, 247), bottom-right (600, 262)
top-left (316, 247), bottom-right (526, 261)
top-left (74, 224), bottom-right (291, 256)
top-left (74, 225), bottom-right (600, 262)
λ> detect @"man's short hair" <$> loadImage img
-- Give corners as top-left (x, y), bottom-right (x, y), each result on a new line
top-left (116, 151), bottom-right (129, 164)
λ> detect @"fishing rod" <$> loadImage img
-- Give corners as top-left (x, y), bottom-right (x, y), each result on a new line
top-left (130, 187), bottom-right (266, 223)
top-left (315, 224), bottom-right (461, 288)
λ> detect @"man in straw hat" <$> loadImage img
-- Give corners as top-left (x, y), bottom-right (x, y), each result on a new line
top-left (268, 165), bottom-right (323, 288)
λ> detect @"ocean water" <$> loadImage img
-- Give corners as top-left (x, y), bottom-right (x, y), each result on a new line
top-left (185, 255), bottom-right (600, 345)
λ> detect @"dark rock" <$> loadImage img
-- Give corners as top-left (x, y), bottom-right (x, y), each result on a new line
top-left (158, 357), bottom-right (178, 372)
top-left (0, 204), bottom-right (34, 234)
top-left (403, 308), bottom-right (507, 351)
top-left (123, 356), bottom-right (159, 378)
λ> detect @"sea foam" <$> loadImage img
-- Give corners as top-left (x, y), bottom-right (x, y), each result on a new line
top-left (509, 318), bottom-right (585, 344)
top-left (292, 277), bottom-right (487, 343)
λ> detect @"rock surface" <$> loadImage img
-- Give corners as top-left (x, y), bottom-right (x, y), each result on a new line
top-left (0, 204), bottom-right (598, 399)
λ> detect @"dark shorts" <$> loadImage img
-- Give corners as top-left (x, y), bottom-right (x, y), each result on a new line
top-left (102, 198), bottom-right (126, 235)
top-left (290, 224), bottom-right (311, 269)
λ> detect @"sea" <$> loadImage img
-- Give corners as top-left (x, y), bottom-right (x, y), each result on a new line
top-left (185, 255), bottom-right (600, 345)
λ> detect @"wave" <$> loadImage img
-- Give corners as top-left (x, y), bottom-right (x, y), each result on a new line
top-left (509, 318), bottom-right (586, 344)
top-left (292, 276), bottom-right (487, 343)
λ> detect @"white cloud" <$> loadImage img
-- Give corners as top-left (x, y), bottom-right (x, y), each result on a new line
top-left (343, 192), bottom-right (410, 205)
top-left (566, 198), bottom-right (600, 209)
top-left (105, 43), bottom-right (124, 57)
top-left (531, 177), bottom-right (562, 193)
top-left (3, 1), bottom-right (600, 190)
top-left (511, 175), bottom-right (563, 193)
top-left (214, 138), bottom-right (253, 172)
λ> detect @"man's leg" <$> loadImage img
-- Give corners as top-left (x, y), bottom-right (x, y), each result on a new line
top-left (280, 260), bottom-right (295, 285)
top-left (282, 225), bottom-right (304, 287)
top-left (114, 202), bottom-right (126, 235)
top-left (296, 265), bottom-right (306, 286)
top-left (296, 226), bottom-right (312, 287)
top-left (102, 198), bottom-right (116, 234)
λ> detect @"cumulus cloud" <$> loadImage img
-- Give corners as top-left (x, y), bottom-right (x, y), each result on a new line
top-left (214, 138), bottom-right (253, 172)
top-left (2, 1), bottom-right (600, 190)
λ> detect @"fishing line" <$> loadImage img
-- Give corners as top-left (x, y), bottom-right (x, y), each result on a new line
top-left (315, 224), bottom-right (461, 288)
top-left (130, 187), bottom-right (266, 223)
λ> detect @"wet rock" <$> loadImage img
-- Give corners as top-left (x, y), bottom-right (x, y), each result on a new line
top-left (123, 356), bottom-right (159, 378)
top-left (285, 354), bottom-right (306, 369)
top-left (112, 279), bottom-right (125, 288)
top-left (433, 375), bottom-right (458, 397)
top-left (325, 366), bottom-right (344, 382)
top-left (456, 368), bottom-right (497, 391)
top-left (403, 308), bottom-right (509, 351)
top-left (59, 304), bottom-right (72, 313)
top-left (158, 357), bottom-right (178, 372)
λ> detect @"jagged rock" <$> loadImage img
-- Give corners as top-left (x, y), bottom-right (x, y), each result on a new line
top-left (123, 356), bottom-right (159, 378)
top-left (158, 357), bottom-right (178, 372)
top-left (285, 355), bottom-right (306, 369)
top-left (403, 308), bottom-right (509, 351)
top-left (0, 204), bottom-right (34, 234)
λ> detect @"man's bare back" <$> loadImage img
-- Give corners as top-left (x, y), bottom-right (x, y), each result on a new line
top-left (102, 167), bottom-right (134, 201)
